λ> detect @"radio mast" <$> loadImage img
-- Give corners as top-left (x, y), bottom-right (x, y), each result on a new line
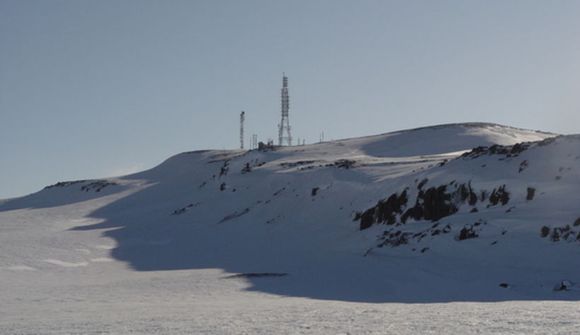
top-left (278, 74), bottom-right (292, 146)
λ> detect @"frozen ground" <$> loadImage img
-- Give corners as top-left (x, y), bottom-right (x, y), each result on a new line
top-left (1, 123), bottom-right (579, 334)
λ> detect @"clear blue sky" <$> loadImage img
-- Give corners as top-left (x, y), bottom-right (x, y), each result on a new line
top-left (2, 0), bottom-right (580, 199)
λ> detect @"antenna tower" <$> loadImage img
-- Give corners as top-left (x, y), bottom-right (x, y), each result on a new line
top-left (278, 73), bottom-right (292, 146)
top-left (240, 111), bottom-right (245, 149)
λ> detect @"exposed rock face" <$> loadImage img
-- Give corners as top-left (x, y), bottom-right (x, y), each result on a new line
top-left (81, 181), bottom-right (118, 193)
top-left (44, 180), bottom-right (87, 189)
top-left (44, 180), bottom-right (117, 193)
top-left (357, 181), bottom-right (511, 231)
top-left (459, 137), bottom-right (559, 162)
top-left (362, 190), bottom-right (408, 228)
top-left (331, 159), bottom-right (356, 169)
top-left (460, 143), bottom-right (531, 159)
top-left (401, 186), bottom-right (458, 223)
top-left (541, 224), bottom-right (580, 243)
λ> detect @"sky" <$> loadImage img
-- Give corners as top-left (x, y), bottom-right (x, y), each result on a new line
top-left (1, 0), bottom-right (580, 199)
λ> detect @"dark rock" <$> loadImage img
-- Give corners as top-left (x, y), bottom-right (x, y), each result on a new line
top-left (461, 142), bottom-right (531, 159)
top-left (417, 178), bottom-right (429, 190)
top-left (311, 187), bottom-right (319, 196)
top-left (219, 208), bottom-right (250, 223)
top-left (224, 272), bottom-right (287, 279)
top-left (44, 180), bottom-right (87, 189)
top-left (457, 225), bottom-right (478, 241)
top-left (80, 180), bottom-right (118, 193)
top-left (553, 280), bottom-right (573, 292)
top-left (401, 185), bottom-right (458, 223)
top-left (380, 232), bottom-right (410, 247)
top-left (172, 208), bottom-right (186, 215)
top-left (550, 229), bottom-right (560, 242)
top-left (359, 182), bottom-right (511, 230)
top-left (219, 160), bottom-right (230, 177)
top-left (241, 163), bottom-right (252, 174)
top-left (419, 186), bottom-right (458, 221)
top-left (360, 190), bottom-right (409, 230)
top-left (499, 283), bottom-right (509, 288)
top-left (480, 191), bottom-right (488, 202)
top-left (333, 159), bottom-right (356, 169)
top-left (280, 160), bottom-right (315, 168)
top-left (489, 185), bottom-right (510, 206)
top-left (526, 187), bottom-right (536, 201)
top-left (273, 187), bottom-right (286, 196)
top-left (359, 210), bottom-right (375, 230)
top-left (457, 182), bottom-right (478, 206)
top-left (540, 226), bottom-right (550, 238)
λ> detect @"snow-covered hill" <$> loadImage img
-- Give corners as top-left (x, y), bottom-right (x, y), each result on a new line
top-left (2, 122), bottom-right (580, 333)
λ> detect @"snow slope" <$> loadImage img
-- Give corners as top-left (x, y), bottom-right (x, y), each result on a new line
top-left (2, 122), bottom-right (579, 333)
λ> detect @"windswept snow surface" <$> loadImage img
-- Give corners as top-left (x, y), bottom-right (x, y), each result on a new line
top-left (2, 123), bottom-right (579, 334)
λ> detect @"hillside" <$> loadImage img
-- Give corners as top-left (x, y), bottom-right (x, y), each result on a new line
top-left (1, 122), bottom-right (580, 332)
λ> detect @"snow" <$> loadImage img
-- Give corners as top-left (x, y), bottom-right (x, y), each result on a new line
top-left (1, 123), bottom-right (579, 333)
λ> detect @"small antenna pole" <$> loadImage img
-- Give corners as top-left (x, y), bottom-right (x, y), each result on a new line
top-left (251, 134), bottom-right (258, 149)
top-left (240, 111), bottom-right (245, 149)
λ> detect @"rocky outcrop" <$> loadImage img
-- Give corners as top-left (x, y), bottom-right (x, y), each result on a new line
top-left (44, 180), bottom-right (117, 193)
top-left (540, 224), bottom-right (580, 243)
top-left (359, 190), bottom-right (408, 230)
top-left (460, 142), bottom-right (531, 159)
top-left (356, 180), bottom-right (511, 230)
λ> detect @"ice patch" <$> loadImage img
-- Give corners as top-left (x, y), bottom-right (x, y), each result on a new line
top-left (3, 265), bottom-right (37, 271)
top-left (95, 244), bottom-right (115, 250)
top-left (44, 259), bottom-right (89, 267)
top-left (90, 258), bottom-right (114, 263)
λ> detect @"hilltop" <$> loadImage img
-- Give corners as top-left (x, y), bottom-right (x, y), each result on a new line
top-left (1, 122), bottom-right (579, 333)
